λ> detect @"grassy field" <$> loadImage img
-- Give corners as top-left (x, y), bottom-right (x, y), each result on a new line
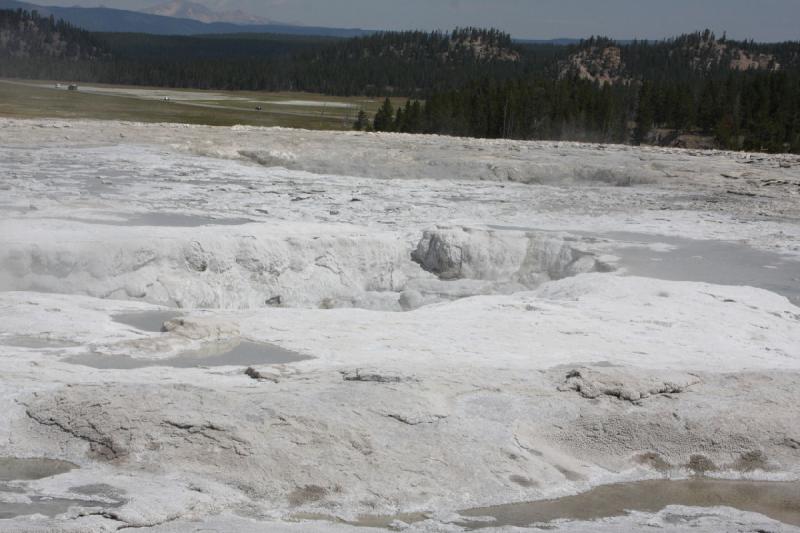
top-left (0, 79), bottom-right (407, 130)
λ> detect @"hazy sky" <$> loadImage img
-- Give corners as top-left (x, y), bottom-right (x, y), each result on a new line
top-left (40, 0), bottom-right (800, 41)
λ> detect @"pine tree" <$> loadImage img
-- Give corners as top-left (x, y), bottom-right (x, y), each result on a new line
top-left (353, 110), bottom-right (369, 131)
top-left (373, 97), bottom-right (395, 131)
top-left (634, 82), bottom-right (655, 144)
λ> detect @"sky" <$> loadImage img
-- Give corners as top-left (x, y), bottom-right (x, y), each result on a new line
top-left (39, 0), bottom-right (800, 41)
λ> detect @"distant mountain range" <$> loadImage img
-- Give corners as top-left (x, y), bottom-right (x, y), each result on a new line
top-left (0, 0), bottom-right (372, 37)
top-left (0, 0), bottom-right (588, 42)
top-left (140, 0), bottom-right (274, 26)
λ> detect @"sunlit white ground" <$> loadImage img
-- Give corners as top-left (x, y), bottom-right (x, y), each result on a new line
top-left (1, 118), bottom-right (799, 532)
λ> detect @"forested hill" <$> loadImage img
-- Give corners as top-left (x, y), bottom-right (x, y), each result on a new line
top-left (0, 8), bottom-right (104, 60)
top-left (1, 9), bottom-right (799, 153)
top-left (561, 32), bottom-right (800, 84)
top-left (324, 29), bottom-right (519, 63)
top-left (0, 8), bottom-right (108, 79)
top-left (283, 28), bottom-right (529, 95)
top-left (4, 10), bottom-right (799, 95)
top-left (87, 25), bottom-right (536, 95)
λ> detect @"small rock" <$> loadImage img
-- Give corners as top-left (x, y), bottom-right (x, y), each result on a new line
top-left (163, 317), bottom-right (240, 340)
top-left (727, 190), bottom-right (757, 197)
top-left (341, 369), bottom-right (414, 383)
top-left (559, 367), bottom-right (701, 403)
top-left (245, 367), bottom-right (278, 383)
top-left (782, 437), bottom-right (800, 450)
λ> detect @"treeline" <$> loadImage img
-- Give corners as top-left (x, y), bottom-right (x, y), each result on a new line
top-left (365, 80), bottom-right (632, 143)
top-left (3, 8), bottom-right (800, 152)
top-left (636, 73), bottom-right (800, 152)
top-left (0, 8), bottom-right (108, 79)
top-left (367, 71), bottom-right (800, 153)
top-left (2, 12), bottom-right (538, 95)
top-left (90, 27), bottom-right (535, 95)
top-left (0, 8), bottom-right (102, 59)
top-left (271, 28), bottom-right (534, 95)
top-left (567, 31), bottom-right (800, 82)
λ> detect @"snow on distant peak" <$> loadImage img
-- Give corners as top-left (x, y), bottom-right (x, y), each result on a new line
top-left (141, 0), bottom-right (278, 25)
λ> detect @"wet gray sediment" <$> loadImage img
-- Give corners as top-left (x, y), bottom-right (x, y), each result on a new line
top-left (0, 457), bottom-right (117, 520)
top-left (0, 496), bottom-right (118, 519)
top-left (457, 478), bottom-right (800, 529)
top-left (66, 340), bottom-right (309, 369)
top-left (0, 336), bottom-right (80, 349)
top-left (326, 479), bottom-right (800, 529)
top-left (0, 457), bottom-right (77, 482)
top-left (113, 311), bottom-right (182, 333)
top-left (602, 231), bottom-right (800, 306)
top-left (489, 226), bottom-right (799, 305)
top-left (63, 213), bottom-right (253, 227)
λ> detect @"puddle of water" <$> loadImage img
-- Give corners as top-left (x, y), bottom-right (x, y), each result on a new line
top-left (70, 483), bottom-right (125, 500)
top-left (602, 232), bottom-right (800, 306)
top-left (66, 340), bottom-right (309, 369)
top-left (487, 226), bottom-right (799, 306)
top-left (0, 458), bottom-right (76, 481)
top-left (488, 225), bottom-right (540, 232)
top-left (302, 479), bottom-right (800, 529)
top-left (295, 511), bottom-right (427, 530)
top-left (457, 479), bottom-right (800, 529)
top-left (57, 213), bottom-right (253, 227)
top-left (0, 336), bottom-right (79, 349)
top-left (113, 311), bottom-right (182, 333)
top-left (0, 458), bottom-right (122, 519)
top-left (125, 213), bottom-right (253, 227)
top-left (0, 496), bottom-right (116, 519)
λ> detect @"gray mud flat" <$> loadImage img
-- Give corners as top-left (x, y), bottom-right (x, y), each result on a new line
top-left (66, 340), bottom-right (309, 369)
top-left (457, 479), bottom-right (800, 529)
top-left (113, 311), bottom-right (182, 332)
top-left (0, 457), bottom-right (76, 481)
